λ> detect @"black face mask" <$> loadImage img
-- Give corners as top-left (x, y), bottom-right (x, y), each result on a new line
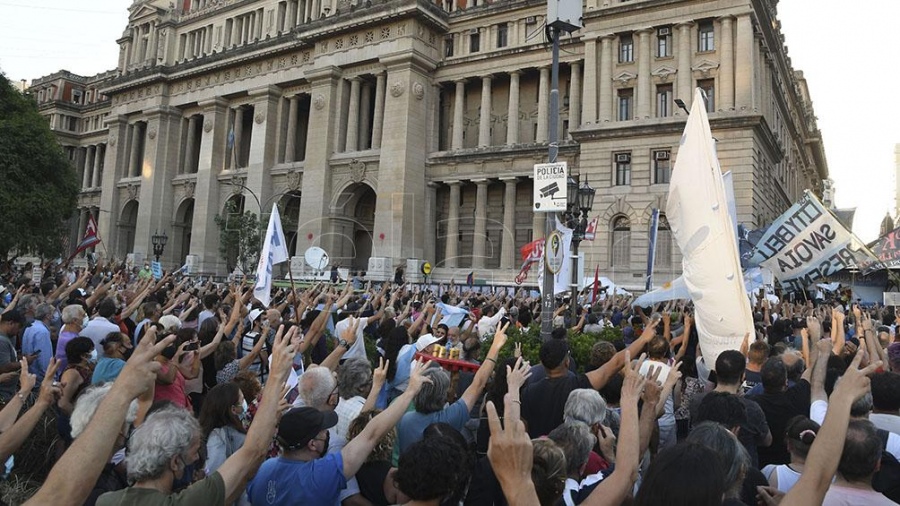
top-left (319, 431), bottom-right (331, 458)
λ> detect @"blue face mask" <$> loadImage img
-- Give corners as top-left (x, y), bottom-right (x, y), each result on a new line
top-left (2, 293), bottom-right (10, 305)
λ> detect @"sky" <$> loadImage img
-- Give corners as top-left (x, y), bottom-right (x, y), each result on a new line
top-left (0, 1), bottom-right (896, 242)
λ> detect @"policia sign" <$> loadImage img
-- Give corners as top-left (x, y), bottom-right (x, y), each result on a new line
top-left (533, 162), bottom-right (568, 212)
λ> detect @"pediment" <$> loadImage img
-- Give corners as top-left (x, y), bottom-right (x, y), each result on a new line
top-left (691, 59), bottom-right (719, 75)
top-left (613, 71), bottom-right (637, 86)
top-left (129, 2), bottom-right (162, 22)
top-left (651, 65), bottom-right (677, 81)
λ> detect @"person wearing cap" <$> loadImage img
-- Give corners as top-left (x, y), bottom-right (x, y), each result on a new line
top-left (247, 360), bottom-right (432, 506)
top-left (240, 309), bottom-right (269, 384)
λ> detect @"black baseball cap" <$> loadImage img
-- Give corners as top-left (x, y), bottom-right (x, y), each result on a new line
top-left (276, 407), bottom-right (338, 450)
top-left (0, 309), bottom-right (24, 325)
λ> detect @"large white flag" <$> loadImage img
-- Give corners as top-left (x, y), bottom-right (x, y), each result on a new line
top-left (538, 217), bottom-right (574, 297)
top-left (254, 204), bottom-right (290, 307)
top-left (667, 88), bottom-right (754, 364)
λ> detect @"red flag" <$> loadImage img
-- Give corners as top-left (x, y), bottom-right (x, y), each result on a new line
top-left (584, 216), bottom-right (599, 241)
top-left (72, 214), bottom-right (101, 258)
top-left (520, 239), bottom-right (543, 264)
top-left (591, 265), bottom-right (600, 305)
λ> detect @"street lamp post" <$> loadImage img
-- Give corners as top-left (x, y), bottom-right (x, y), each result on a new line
top-left (151, 230), bottom-right (168, 262)
top-left (564, 175), bottom-right (596, 323)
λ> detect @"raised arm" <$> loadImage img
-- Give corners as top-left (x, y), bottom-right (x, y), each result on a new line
top-left (810, 339), bottom-right (830, 403)
top-left (0, 360), bottom-right (62, 463)
top-left (586, 322), bottom-right (657, 390)
top-left (459, 321), bottom-right (509, 411)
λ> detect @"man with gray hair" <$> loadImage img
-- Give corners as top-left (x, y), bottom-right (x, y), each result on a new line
top-left (334, 358), bottom-right (373, 439)
top-left (22, 302), bottom-right (53, 383)
top-left (548, 421), bottom-right (602, 506)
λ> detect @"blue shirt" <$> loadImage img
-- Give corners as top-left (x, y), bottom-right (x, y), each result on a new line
top-left (92, 357), bottom-right (126, 384)
top-left (397, 398), bottom-right (470, 454)
top-left (247, 452), bottom-right (347, 506)
top-left (22, 321), bottom-right (51, 382)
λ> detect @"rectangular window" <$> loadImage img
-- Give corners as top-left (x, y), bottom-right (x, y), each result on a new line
top-left (617, 88), bottom-right (633, 121)
top-left (445, 36), bottom-right (454, 57)
top-left (697, 79), bottom-right (715, 112)
top-left (614, 153), bottom-right (632, 186)
top-left (619, 34), bottom-right (634, 63)
top-left (653, 150), bottom-right (671, 184)
top-left (470, 32), bottom-right (480, 53)
top-left (656, 27), bottom-right (672, 57)
top-left (497, 23), bottom-right (508, 48)
top-left (656, 84), bottom-right (672, 118)
top-left (698, 20), bottom-right (714, 52)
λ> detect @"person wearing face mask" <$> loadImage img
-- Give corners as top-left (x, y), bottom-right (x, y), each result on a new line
top-left (57, 337), bottom-right (97, 443)
top-left (92, 333), bottom-right (132, 384)
top-left (199, 382), bottom-right (249, 505)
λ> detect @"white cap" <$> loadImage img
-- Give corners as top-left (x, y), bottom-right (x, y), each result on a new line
top-left (415, 333), bottom-right (441, 352)
top-left (249, 308), bottom-right (264, 323)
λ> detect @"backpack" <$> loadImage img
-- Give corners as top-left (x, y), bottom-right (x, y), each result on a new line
top-left (873, 429), bottom-right (900, 503)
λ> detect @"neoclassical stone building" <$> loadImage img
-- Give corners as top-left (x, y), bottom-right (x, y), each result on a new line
top-left (31, 0), bottom-right (828, 288)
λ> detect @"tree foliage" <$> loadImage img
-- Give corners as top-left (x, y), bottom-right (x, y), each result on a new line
top-left (0, 73), bottom-right (79, 259)
top-left (214, 199), bottom-right (260, 274)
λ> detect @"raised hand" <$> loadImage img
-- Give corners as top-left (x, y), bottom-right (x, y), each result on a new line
top-left (406, 359), bottom-right (434, 395)
top-left (372, 357), bottom-right (388, 389)
top-left (342, 316), bottom-right (361, 345)
top-left (491, 321), bottom-right (511, 351)
top-left (832, 346), bottom-right (881, 405)
top-left (17, 357), bottom-right (36, 395)
top-left (115, 326), bottom-right (175, 400)
top-left (269, 325), bottom-right (296, 383)
top-left (506, 357), bottom-right (532, 392)
top-left (485, 399), bottom-right (533, 496)
top-left (36, 359), bottom-right (63, 406)
top-left (807, 316), bottom-right (822, 340)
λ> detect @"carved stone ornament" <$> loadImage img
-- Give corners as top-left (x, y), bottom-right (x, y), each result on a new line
top-left (147, 127), bottom-right (157, 140)
top-left (412, 81), bottom-right (424, 101)
top-left (390, 81), bottom-right (404, 98)
top-left (126, 183), bottom-right (140, 201)
top-left (109, 136), bottom-right (117, 147)
top-left (254, 111), bottom-right (265, 124)
top-left (184, 180), bottom-right (196, 199)
top-left (287, 170), bottom-right (302, 191)
top-left (230, 174), bottom-right (246, 194)
top-left (203, 119), bottom-right (213, 132)
top-left (313, 94), bottom-right (326, 110)
top-left (349, 159), bottom-right (366, 183)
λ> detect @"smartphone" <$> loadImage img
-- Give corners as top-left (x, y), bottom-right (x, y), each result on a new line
top-left (184, 342), bottom-right (199, 351)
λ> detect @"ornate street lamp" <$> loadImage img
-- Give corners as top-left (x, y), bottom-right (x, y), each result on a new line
top-left (151, 230), bottom-right (168, 262)
top-left (565, 175), bottom-right (596, 322)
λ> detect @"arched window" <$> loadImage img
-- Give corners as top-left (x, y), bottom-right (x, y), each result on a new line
top-left (611, 215), bottom-right (631, 268)
top-left (655, 214), bottom-right (672, 268)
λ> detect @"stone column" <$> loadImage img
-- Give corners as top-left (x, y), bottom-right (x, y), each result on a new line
top-left (284, 95), bottom-right (299, 162)
top-left (85, 146), bottom-right (96, 187)
top-left (191, 99), bottom-right (227, 274)
top-left (536, 67), bottom-right (550, 142)
top-left (129, 123), bottom-right (143, 177)
top-left (569, 62), bottom-right (582, 130)
top-left (183, 115), bottom-right (199, 173)
top-left (676, 22), bottom-right (693, 111)
top-left (719, 16), bottom-right (734, 111)
top-left (452, 80), bottom-right (465, 150)
top-left (134, 107), bottom-right (181, 262)
top-left (445, 181), bottom-right (460, 267)
top-left (735, 14), bottom-right (754, 111)
top-left (91, 144), bottom-right (102, 187)
top-left (92, 145), bottom-right (103, 187)
top-left (599, 35), bottom-right (613, 122)
top-left (232, 107), bottom-right (244, 168)
top-left (581, 37), bottom-right (597, 124)
top-left (500, 177), bottom-right (517, 269)
top-left (425, 182), bottom-right (438, 263)
top-left (478, 75), bottom-right (492, 147)
top-left (245, 86), bottom-right (281, 217)
top-left (359, 82), bottom-right (372, 149)
top-left (81, 147), bottom-right (92, 188)
top-left (636, 28), bottom-right (652, 119)
top-left (371, 72), bottom-right (386, 149)
top-left (98, 116), bottom-right (127, 254)
top-left (506, 70), bottom-right (522, 145)
top-left (345, 77), bottom-right (361, 152)
top-left (472, 179), bottom-right (488, 268)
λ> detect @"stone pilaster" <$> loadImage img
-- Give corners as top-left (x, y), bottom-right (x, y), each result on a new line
top-left (536, 66), bottom-right (549, 142)
top-left (452, 80), bottom-right (465, 150)
top-left (500, 177), bottom-right (517, 269)
top-left (599, 35), bottom-right (613, 122)
top-left (345, 77), bottom-right (361, 152)
top-left (472, 179), bottom-right (488, 268)
top-left (191, 98), bottom-right (228, 275)
top-left (569, 62), bottom-right (581, 131)
top-left (445, 181), bottom-right (460, 268)
top-left (676, 22), bottom-right (694, 111)
top-left (478, 75), bottom-right (492, 147)
top-left (735, 14), bottom-right (754, 111)
top-left (636, 28), bottom-right (652, 119)
top-left (506, 71), bottom-right (520, 144)
top-left (719, 16), bottom-right (735, 111)
top-left (582, 37), bottom-right (598, 125)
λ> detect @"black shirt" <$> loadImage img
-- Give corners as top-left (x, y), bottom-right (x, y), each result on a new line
top-left (749, 379), bottom-right (811, 468)
top-left (522, 373), bottom-right (593, 439)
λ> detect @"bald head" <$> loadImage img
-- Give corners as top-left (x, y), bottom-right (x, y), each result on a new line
top-left (266, 309), bottom-right (281, 327)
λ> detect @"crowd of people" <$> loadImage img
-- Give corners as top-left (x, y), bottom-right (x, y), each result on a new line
top-left (0, 259), bottom-right (897, 505)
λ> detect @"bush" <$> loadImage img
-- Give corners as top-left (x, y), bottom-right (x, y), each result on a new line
top-left (480, 325), bottom-right (622, 372)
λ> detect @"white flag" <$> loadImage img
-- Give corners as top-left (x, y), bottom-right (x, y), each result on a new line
top-left (254, 204), bottom-right (290, 307)
top-left (666, 88), bottom-right (754, 365)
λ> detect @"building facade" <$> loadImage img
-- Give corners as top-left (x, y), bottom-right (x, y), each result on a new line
top-left (31, 0), bottom-right (827, 289)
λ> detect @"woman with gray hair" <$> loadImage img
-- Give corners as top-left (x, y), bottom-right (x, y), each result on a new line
top-left (564, 389), bottom-right (616, 475)
top-left (70, 383), bottom-right (140, 506)
top-left (548, 421), bottom-right (602, 506)
top-left (334, 358), bottom-right (387, 440)
top-left (57, 303), bottom-right (88, 374)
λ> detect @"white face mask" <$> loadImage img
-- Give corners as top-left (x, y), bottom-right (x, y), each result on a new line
top-left (88, 349), bottom-right (98, 364)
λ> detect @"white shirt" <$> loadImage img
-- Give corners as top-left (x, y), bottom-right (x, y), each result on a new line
top-left (476, 307), bottom-right (506, 340)
top-left (334, 396), bottom-right (366, 440)
top-left (870, 413), bottom-right (900, 435)
top-left (810, 399), bottom-right (900, 461)
top-left (333, 316), bottom-right (370, 361)
top-left (81, 317), bottom-right (122, 357)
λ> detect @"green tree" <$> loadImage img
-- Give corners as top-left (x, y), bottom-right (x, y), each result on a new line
top-left (215, 199), bottom-right (261, 274)
top-left (0, 73), bottom-right (79, 259)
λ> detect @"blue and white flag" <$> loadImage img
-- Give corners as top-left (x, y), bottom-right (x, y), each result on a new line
top-left (254, 204), bottom-right (289, 307)
top-left (645, 209), bottom-right (660, 292)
